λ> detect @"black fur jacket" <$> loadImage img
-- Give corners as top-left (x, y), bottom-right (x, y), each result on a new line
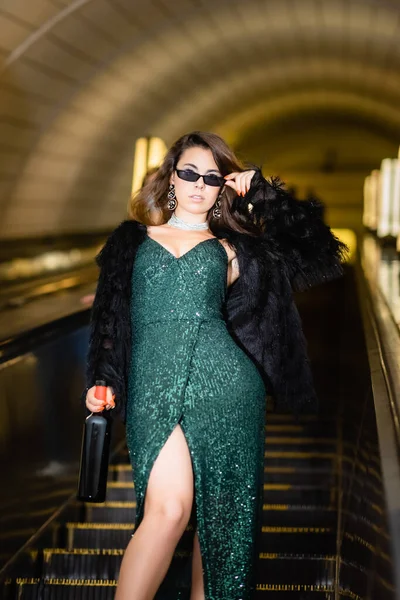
top-left (83, 167), bottom-right (347, 424)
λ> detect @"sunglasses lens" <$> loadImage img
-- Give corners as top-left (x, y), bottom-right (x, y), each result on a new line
top-left (204, 175), bottom-right (224, 187)
top-left (176, 169), bottom-right (199, 182)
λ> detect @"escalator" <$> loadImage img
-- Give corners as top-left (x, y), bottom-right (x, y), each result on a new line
top-left (0, 263), bottom-right (398, 599)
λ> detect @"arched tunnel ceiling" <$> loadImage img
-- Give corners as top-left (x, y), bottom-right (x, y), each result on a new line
top-left (1, 0), bottom-right (400, 238)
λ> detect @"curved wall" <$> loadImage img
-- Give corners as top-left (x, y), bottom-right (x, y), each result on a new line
top-left (1, 0), bottom-right (400, 237)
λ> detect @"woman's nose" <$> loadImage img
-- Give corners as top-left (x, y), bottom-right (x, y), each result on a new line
top-left (195, 176), bottom-right (205, 188)
top-left (195, 177), bottom-right (205, 189)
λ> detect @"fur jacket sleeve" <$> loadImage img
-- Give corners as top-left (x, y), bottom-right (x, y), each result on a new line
top-left (222, 166), bottom-right (348, 414)
top-left (231, 166), bottom-right (348, 291)
top-left (82, 168), bottom-right (347, 422)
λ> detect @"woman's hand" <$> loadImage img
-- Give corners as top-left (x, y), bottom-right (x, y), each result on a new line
top-left (85, 386), bottom-right (115, 412)
top-left (224, 170), bottom-right (256, 196)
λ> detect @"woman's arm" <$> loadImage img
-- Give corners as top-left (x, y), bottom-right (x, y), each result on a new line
top-left (82, 220), bottom-right (137, 421)
top-left (219, 239), bottom-right (240, 286)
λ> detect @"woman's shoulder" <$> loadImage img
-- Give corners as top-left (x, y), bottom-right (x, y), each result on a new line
top-left (111, 218), bottom-right (145, 235)
top-left (108, 218), bottom-right (147, 241)
top-left (96, 219), bottom-right (146, 267)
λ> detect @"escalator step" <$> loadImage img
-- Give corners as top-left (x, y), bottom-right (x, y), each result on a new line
top-left (65, 523), bottom-right (195, 550)
top-left (42, 547), bottom-right (192, 580)
top-left (262, 504), bottom-right (337, 528)
top-left (108, 465), bottom-right (133, 483)
top-left (16, 579), bottom-right (117, 599)
top-left (84, 501), bottom-right (136, 523)
top-left (264, 467), bottom-right (335, 486)
top-left (66, 523), bottom-right (134, 549)
top-left (104, 482), bottom-right (135, 502)
top-left (43, 549), bottom-right (122, 580)
top-left (17, 579), bottom-right (360, 600)
top-left (266, 424), bottom-right (336, 436)
top-left (255, 583), bottom-right (335, 598)
top-left (264, 452), bottom-right (335, 468)
top-left (259, 527), bottom-right (336, 555)
top-left (266, 415), bottom-right (334, 423)
top-left (265, 438), bottom-right (336, 453)
top-left (263, 484), bottom-right (335, 505)
top-left (257, 554), bottom-right (336, 586)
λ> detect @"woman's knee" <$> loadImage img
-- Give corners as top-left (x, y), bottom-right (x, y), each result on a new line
top-left (141, 424), bottom-right (195, 536)
top-left (146, 495), bottom-right (192, 534)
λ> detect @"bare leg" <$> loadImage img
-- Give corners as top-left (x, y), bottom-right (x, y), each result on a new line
top-left (115, 424), bottom-right (194, 600)
top-left (190, 529), bottom-right (205, 600)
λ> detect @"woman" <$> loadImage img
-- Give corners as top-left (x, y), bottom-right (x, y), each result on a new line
top-left (83, 131), bottom-right (347, 599)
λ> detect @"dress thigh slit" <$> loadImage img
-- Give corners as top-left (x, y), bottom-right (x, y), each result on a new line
top-left (130, 409), bottom-right (203, 599)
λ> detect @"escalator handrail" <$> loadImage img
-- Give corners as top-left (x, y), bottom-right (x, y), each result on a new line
top-left (355, 250), bottom-right (400, 600)
top-left (0, 309), bottom-right (91, 364)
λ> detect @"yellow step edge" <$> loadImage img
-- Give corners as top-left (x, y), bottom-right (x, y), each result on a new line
top-left (86, 501), bottom-right (136, 508)
top-left (266, 425), bottom-right (305, 432)
top-left (261, 526), bottom-right (333, 533)
top-left (44, 548), bottom-right (124, 557)
top-left (265, 437), bottom-right (335, 444)
top-left (256, 584), bottom-right (336, 592)
top-left (262, 504), bottom-right (336, 511)
top-left (43, 548), bottom-right (191, 559)
top-left (17, 579), bottom-right (357, 595)
top-left (259, 552), bottom-right (336, 560)
top-left (17, 578), bottom-right (119, 586)
top-left (66, 522), bottom-right (195, 532)
top-left (66, 523), bottom-right (134, 530)
top-left (109, 465), bottom-right (132, 471)
top-left (263, 484), bottom-right (292, 490)
top-left (263, 484), bottom-right (336, 491)
top-left (264, 467), bottom-right (296, 473)
top-left (265, 451), bottom-right (335, 458)
top-left (107, 482), bottom-right (134, 489)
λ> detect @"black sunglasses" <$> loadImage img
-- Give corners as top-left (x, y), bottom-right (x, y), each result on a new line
top-left (175, 168), bottom-right (225, 187)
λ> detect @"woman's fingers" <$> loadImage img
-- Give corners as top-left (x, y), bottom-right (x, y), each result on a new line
top-left (87, 401), bottom-right (103, 412)
top-left (224, 170), bottom-right (255, 196)
top-left (239, 170), bottom-right (255, 195)
top-left (106, 386), bottom-right (116, 409)
top-left (224, 179), bottom-right (237, 191)
top-left (85, 385), bottom-right (116, 412)
top-left (86, 397), bottom-right (104, 412)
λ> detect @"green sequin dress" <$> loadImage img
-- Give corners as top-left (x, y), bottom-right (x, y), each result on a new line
top-left (125, 234), bottom-right (266, 599)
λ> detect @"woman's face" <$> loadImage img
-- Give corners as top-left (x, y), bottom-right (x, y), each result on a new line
top-left (169, 146), bottom-right (223, 219)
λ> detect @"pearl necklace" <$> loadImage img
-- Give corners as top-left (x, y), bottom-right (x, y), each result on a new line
top-left (167, 212), bottom-right (209, 231)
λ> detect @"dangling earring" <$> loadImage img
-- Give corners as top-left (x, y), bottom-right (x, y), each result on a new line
top-left (213, 194), bottom-right (222, 219)
top-left (167, 184), bottom-right (177, 210)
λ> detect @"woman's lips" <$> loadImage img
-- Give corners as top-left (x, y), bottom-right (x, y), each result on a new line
top-left (189, 195), bottom-right (204, 202)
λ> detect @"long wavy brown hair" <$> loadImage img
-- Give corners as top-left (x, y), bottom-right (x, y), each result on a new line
top-left (129, 131), bottom-right (258, 235)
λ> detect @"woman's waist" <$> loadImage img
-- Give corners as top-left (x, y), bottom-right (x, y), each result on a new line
top-left (131, 313), bottom-right (225, 331)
